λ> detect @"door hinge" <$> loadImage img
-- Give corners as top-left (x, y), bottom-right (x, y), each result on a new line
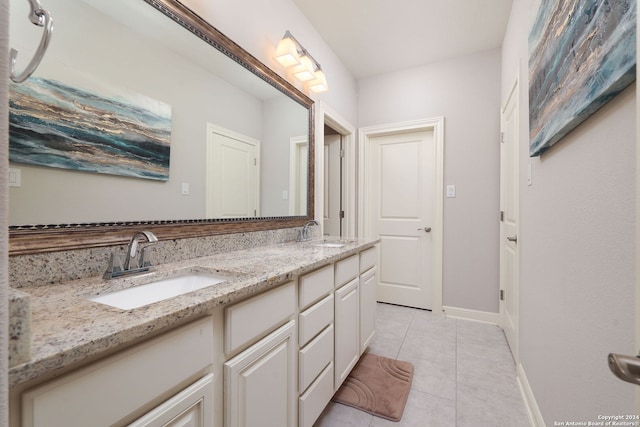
top-left (500, 132), bottom-right (505, 143)
top-left (339, 210), bottom-right (345, 219)
top-left (500, 289), bottom-right (505, 301)
top-left (254, 158), bottom-right (257, 166)
top-left (500, 211), bottom-right (504, 222)
top-left (339, 149), bottom-right (345, 158)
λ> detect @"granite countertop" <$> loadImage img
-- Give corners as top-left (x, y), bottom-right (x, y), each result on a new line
top-left (9, 237), bottom-right (378, 387)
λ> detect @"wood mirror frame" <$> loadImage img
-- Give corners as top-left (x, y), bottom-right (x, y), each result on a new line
top-left (8, 0), bottom-right (315, 256)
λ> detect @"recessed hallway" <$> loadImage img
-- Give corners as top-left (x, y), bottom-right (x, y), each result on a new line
top-left (315, 303), bottom-right (531, 426)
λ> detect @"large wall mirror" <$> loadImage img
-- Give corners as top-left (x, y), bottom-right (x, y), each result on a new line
top-left (8, 0), bottom-right (314, 254)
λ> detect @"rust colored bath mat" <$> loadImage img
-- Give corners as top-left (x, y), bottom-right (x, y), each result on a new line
top-left (332, 353), bottom-right (414, 421)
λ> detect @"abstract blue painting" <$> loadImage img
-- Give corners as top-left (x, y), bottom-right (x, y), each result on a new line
top-left (9, 77), bottom-right (171, 180)
top-left (529, 0), bottom-right (636, 156)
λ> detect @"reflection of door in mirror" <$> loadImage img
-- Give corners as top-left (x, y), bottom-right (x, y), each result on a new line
top-left (289, 136), bottom-right (308, 216)
top-left (206, 124), bottom-right (260, 218)
top-left (324, 134), bottom-right (342, 236)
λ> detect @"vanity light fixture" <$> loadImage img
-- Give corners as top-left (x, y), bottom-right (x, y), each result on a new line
top-left (274, 30), bottom-right (328, 93)
top-left (292, 55), bottom-right (316, 82)
top-left (274, 32), bottom-right (300, 67)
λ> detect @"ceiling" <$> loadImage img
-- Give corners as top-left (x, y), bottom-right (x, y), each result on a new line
top-left (291, 0), bottom-right (513, 79)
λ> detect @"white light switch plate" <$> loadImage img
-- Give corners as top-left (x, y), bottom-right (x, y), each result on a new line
top-left (9, 168), bottom-right (21, 187)
top-left (446, 185), bottom-right (456, 198)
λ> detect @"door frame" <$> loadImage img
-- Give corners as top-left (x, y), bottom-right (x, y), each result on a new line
top-left (288, 135), bottom-right (308, 216)
top-left (499, 75), bottom-right (520, 363)
top-left (316, 101), bottom-right (356, 237)
top-left (358, 118), bottom-right (444, 313)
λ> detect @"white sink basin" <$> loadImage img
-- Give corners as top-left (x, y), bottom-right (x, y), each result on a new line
top-left (313, 242), bottom-right (346, 248)
top-left (90, 271), bottom-right (229, 310)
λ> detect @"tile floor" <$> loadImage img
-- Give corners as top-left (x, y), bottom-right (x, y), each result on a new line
top-left (314, 303), bottom-right (531, 427)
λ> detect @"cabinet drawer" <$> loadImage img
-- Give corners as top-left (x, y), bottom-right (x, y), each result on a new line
top-left (299, 293), bottom-right (333, 346)
top-left (299, 264), bottom-right (334, 309)
top-left (335, 255), bottom-right (359, 287)
top-left (360, 246), bottom-right (378, 273)
top-left (225, 281), bottom-right (295, 354)
top-left (299, 324), bottom-right (334, 392)
top-left (22, 317), bottom-right (214, 427)
top-left (299, 362), bottom-right (334, 427)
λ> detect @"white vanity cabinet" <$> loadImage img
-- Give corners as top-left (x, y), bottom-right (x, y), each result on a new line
top-left (223, 282), bottom-right (297, 427)
top-left (334, 255), bottom-right (361, 389)
top-left (359, 246), bottom-right (378, 353)
top-left (14, 244), bottom-right (379, 427)
top-left (21, 317), bottom-right (215, 427)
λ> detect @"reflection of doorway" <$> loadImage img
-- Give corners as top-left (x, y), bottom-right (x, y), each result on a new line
top-left (206, 123), bottom-right (260, 218)
top-left (319, 101), bottom-right (356, 238)
top-left (289, 136), bottom-right (308, 216)
top-left (324, 125), bottom-right (342, 236)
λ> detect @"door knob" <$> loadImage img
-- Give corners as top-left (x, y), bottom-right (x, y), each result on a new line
top-left (608, 353), bottom-right (640, 386)
top-left (507, 235), bottom-right (518, 243)
top-left (417, 227), bottom-right (432, 233)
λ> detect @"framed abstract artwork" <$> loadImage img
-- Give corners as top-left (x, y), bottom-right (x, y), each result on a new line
top-left (9, 76), bottom-right (172, 181)
top-left (529, 0), bottom-right (636, 156)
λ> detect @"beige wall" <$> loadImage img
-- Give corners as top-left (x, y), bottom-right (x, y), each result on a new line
top-left (502, 0), bottom-right (636, 422)
top-left (358, 49), bottom-right (503, 313)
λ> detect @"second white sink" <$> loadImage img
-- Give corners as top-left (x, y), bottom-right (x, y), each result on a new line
top-left (313, 242), bottom-right (346, 248)
top-left (90, 271), bottom-right (229, 310)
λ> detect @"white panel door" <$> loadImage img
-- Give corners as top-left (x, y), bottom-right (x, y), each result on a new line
top-left (207, 126), bottom-right (259, 218)
top-left (324, 134), bottom-right (341, 236)
top-left (370, 130), bottom-right (435, 310)
top-left (500, 78), bottom-right (520, 361)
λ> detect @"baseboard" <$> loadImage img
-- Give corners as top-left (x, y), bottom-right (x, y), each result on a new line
top-left (441, 305), bottom-right (500, 324)
top-left (517, 363), bottom-right (545, 427)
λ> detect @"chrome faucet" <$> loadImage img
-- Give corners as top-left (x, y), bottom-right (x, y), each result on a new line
top-left (298, 220), bottom-right (319, 242)
top-left (123, 231), bottom-right (158, 270)
top-left (104, 230), bottom-right (159, 279)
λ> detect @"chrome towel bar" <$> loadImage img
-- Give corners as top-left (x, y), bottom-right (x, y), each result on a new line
top-left (10, 0), bottom-right (53, 83)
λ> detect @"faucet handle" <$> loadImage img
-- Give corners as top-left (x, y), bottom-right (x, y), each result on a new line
top-left (103, 252), bottom-right (124, 279)
top-left (139, 245), bottom-right (154, 268)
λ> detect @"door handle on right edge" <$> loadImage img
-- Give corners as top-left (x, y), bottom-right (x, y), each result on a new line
top-left (507, 235), bottom-right (518, 243)
top-left (608, 353), bottom-right (640, 386)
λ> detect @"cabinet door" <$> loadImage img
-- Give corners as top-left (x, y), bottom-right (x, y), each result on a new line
top-left (334, 277), bottom-right (359, 389)
top-left (224, 320), bottom-right (296, 427)
top-left (360, 267), bottom-right (377, 354)
top-left (128, 374), bottom-right (214, 427)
